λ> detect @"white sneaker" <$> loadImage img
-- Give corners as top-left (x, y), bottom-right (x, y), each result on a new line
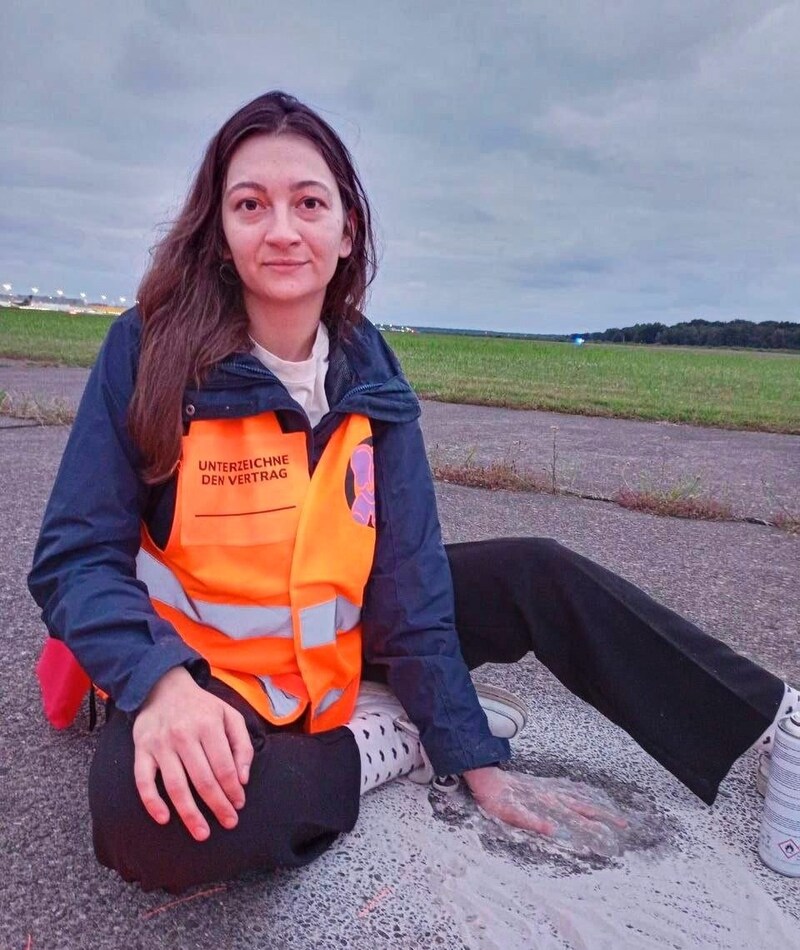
top-left (355, 679), bottom-right (528, 741)
top-left (354, 679), bottom-right (528, 786)
top-left (470, 682), bottom-right (528, 739)
top-left (757, 751), bottom-right (770, 797)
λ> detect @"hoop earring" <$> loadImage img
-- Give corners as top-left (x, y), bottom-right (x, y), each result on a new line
top-left (219, 261), bottom-right (239, 286)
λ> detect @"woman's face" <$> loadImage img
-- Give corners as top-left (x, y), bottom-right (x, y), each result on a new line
top-left (221, 132), bottom-right (352, 321)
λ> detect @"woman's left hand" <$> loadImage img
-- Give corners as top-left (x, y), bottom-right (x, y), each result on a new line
top-left (463, 766), bottom-right (629, 855)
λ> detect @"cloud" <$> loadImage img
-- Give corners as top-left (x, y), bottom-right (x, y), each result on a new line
top-left (1, 1), bottom-right (797, 331)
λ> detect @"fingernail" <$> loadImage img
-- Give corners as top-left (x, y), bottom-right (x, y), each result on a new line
top-left (195, 826), bottom-right (210, 841)
top-left (223, 815), bottom-right (238, 830)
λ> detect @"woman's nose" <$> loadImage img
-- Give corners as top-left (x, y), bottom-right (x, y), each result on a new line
top-left (264, 206), bottom-right (300, 245)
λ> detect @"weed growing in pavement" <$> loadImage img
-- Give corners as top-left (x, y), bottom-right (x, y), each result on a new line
top-left (434, 455), bottom-right (736, 521)
top-left (432, 458), bottom-right (552, 493)
top-left (430, 440), bottom-right (552, 494)
top-left (758, 474), bottom-right (800, 534)
top-left (614, 439), bottom-right (736, 521)
top-left (612, 487), bottom-right (733, 521)
top-left (430, 429), bottom-right (580, 497)
top-left (773, 511), bottom-right (800, 535)
top-left (428, 441), bottom-right (791, 527)
top-left (0, 391), bottom-right (76, 425)
top-left (429, 426), bottom-right (798, 530)
top-left (549, 426), bottom-right (559, 494)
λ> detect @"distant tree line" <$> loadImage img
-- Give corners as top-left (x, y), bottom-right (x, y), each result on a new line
top-left (578, 319), bottom-right (800, 350)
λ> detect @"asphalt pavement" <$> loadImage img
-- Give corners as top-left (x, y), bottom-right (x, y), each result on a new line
top-left (3, 357), bottom-right (798, 520)
top-left (1, 363), bottom-right (799, 950)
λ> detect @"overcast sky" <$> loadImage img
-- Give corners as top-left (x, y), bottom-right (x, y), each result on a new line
top-left (2, 1), bottom-right (799, 333)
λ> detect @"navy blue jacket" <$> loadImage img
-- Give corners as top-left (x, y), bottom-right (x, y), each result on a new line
top-left (28, 309), bottom-right (510, 776)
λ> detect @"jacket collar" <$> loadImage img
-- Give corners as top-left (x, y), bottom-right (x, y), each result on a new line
top-left (189, 318), bottom-right (420, 425)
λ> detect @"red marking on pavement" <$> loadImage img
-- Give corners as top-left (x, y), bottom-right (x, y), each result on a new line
top-left (357, 885), bottom-right (393, 917)
top-left (140, 884), bottom-right (228, 919)
top-left (25, 936), bottom-right (32, 950)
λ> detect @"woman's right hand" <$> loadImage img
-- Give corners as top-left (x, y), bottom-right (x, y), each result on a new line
top-left (463, 766), bottom-right (629, 857)
top-left (132, 667), bottom-right (254, 842)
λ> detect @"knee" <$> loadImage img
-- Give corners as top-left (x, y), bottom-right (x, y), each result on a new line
top-left (448, 536), bottom-right (572, 600)
top-left (516, 536), bottom-right (565, 557)
top-left (498, 536), bottom-right (570, 578)
top-left (88, 733), bottom-right (165, 889)
top-left (88, 725), bottom-right (362, 893)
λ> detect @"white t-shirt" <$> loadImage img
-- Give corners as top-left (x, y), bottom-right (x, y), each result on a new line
top-left (249, 322), bottom-right (331, 428)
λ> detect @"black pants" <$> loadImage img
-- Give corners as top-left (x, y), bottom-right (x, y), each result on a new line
top-left (89, 538), bottom-right (784, 892)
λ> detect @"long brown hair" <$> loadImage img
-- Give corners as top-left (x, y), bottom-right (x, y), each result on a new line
top-left (130, 90), bottom-right (377, 483)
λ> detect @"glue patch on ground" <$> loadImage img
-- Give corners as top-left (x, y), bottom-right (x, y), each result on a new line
top-left (347, 776), bottom-right (799, 950)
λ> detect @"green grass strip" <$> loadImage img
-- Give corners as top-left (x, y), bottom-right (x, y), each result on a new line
top-left (0, 308), bottom-right (115, 366)
top-left (388, 332), bottom-right (800, 433)
top-left (1, 309), bottom-right (798, 432)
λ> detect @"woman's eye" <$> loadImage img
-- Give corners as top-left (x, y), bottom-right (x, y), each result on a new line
top-left (237, 198), bottom-right (260, 212)
top-left (300, 197), bottom-right (322, 210)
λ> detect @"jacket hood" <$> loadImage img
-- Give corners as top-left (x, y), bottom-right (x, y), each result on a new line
top-left (215, 315), bottom-right (420, 425)
top-left (328, 318), bottom-right (420, 423)
top-left (118, 307), bottom-right (420, 426)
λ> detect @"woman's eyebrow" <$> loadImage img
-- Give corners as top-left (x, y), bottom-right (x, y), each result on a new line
top-left (225, 181), bottom-right (267, 198)
top-left (292, 180), bottom-right (333, 198)
top-left (225, 180), bottom-right (333, 198)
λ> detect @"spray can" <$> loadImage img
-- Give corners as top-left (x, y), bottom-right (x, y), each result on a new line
top-left (758, 712), bottom-right (800, 876)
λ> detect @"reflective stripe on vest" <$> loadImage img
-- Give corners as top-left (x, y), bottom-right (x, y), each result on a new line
top-left (259, 674), bottom-right (302, 718)
top-left (139, 410), bottom-right (376, 731)
top-left (136, 548), bottom-right (363, 644)
top-left (254, 678), bottom-right (340, 720)
top-left (136, 547), bottom-right (292, 639)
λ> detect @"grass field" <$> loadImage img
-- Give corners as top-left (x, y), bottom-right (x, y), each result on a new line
top-left (388, 332), bottom-right (800, 433)
top-left (0, 308), bottom-right (115, 366)
top-left (2, 308), bottom-right (798, 432)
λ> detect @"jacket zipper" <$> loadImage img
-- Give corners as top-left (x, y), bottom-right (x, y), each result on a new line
top-left (219, 361), bottom-right (384, 473)
top-left (222, 358), bottom-right (384, 413)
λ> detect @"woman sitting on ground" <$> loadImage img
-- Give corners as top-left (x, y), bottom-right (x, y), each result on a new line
top-left (29, 90), bottom-right (797, 893)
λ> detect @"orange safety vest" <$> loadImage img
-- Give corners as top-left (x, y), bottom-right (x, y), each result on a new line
top-left (38, 410), bottom-right (377, 733)
top-left (137, 410), bottom-right (377, 732)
